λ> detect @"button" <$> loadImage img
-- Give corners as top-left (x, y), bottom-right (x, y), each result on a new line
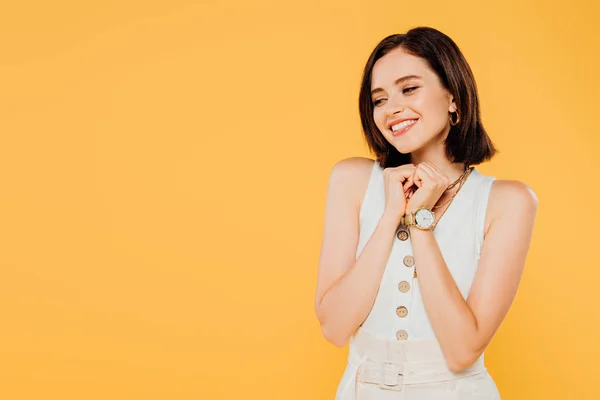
top-left (396, 330), bottom-right (408, 340)
top-left (398, 281), bottom-right (410, 293)
top-left (396, 229), bottom-right (409, 241)
top-left (396, 306), bottom-right (408, 318)
top-left (413, 269), bottom-right (418, 278)
top-left (403, 255), bottom-right (415, 267)
top-left (447, 381), bottom-right (457, 392)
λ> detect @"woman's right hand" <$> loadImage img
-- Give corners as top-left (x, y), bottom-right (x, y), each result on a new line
top-left (382, 163), bottom-right (417, 224)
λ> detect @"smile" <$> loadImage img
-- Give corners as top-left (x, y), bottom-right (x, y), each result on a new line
top-left (391, 119), bottom-right (418, 136)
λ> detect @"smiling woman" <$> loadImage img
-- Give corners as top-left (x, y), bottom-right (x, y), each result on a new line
top-left (359, 28), bottom-right (495, 170)
top-left (314, 26), bottom-right (538, 400)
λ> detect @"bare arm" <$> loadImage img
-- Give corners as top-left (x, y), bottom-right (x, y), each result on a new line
top-left (408, 180), bottom-right (538, 371)
top-left (314, 158), bottom-right (400, 347)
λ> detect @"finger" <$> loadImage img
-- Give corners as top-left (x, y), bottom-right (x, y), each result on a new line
top-left (403, 171), bottom-right (415, 190)
top-left (388, 163), bottom-right (415, 172)
top-left (425, 162), bottom-right (448, 183)
top-left (418, 163), bottom-right (435, 177)
top-left (414, 164), bottom-right (436, 187)
top-left (385, 165), bottom-right (417, 197)
top-left (424, 162), bottom-right (442, 174)
top-left (390, 164), bottom-right (417, 183)
top-left (428, 163), bottom-right (452, 188)
top-left (413, 169), bottom-right (423, 188)
top-left (398, 164), bottom-right (416, 176)
top-left (417, 163), bottom-right (440, 185)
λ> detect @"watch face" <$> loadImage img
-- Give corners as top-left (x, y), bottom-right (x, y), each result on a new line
top-left (415, 209), bottom-right (434, 229)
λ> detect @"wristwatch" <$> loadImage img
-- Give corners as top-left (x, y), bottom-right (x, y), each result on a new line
top-left (401, 206), bottom-right (435, 230)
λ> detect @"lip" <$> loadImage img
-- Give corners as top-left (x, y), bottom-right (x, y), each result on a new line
top-left (390, 118), bottom-right (419, 136)
top-left (387, 117), bottom-right (419, 130)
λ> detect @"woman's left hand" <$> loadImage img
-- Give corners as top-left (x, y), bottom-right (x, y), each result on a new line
top-left (405, 162), bottom-right (449, 214)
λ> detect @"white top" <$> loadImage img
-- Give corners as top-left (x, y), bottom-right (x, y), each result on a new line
top-left (335, 159), bottom-right (496, 398)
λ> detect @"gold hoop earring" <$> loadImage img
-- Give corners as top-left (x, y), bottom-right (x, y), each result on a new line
top-left (449, 110), bottom-right (460, 126)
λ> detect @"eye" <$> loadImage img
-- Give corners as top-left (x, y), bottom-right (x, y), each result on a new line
top-left (403, 86), bottom-right (419, 94)
top-left (373, 86), bottom-right (419, 106)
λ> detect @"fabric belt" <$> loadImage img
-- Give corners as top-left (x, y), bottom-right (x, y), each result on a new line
top-left (350, 328), bottom-right (486, 391)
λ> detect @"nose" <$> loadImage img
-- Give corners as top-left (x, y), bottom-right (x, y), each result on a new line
top-left (383, 93), bottom-right (405, 117)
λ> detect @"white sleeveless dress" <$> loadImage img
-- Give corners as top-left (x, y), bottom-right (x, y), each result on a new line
top-left (334, 159), bottom-right (502, 399)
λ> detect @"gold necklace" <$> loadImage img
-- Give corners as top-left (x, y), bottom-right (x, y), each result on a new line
top-left (412, 166), bottom-right (472, 278)
top-left (446, 164), bottom-right (470, 190)
top-left (432, 165), bottom-right (472, 210)
top-left (431, 166), bottom-right (473, 231)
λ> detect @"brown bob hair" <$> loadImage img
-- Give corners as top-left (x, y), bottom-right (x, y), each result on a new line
top-left (358, 27), bottom-right (498, 168)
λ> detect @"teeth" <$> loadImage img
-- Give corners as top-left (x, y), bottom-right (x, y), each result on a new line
top-left (391, 119), bottom-right (418, 132)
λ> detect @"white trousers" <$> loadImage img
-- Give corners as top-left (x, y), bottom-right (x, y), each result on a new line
top-left (335, 328), bottom-right (501, 400)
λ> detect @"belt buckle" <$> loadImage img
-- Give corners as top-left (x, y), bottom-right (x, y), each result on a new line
top-left (378, 361), bottom-right (403, 391)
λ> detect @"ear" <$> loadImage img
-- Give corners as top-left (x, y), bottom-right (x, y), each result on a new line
top-left (447, 93), bottom-right (457, 113)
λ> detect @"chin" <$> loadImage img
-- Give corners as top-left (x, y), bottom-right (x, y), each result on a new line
top-left (394, 132), bottom-right (442, 155)
top-left (389, 138), bottom-right (423, 155)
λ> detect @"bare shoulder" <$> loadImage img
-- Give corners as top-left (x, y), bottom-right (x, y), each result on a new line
top-left (329, 157), bottom-right (376, 211)
top-left (485, 179), bottom-right (539, 235)
top-left (330, 156), bottom-right (375, 179)
top-left (489, 179), bottom-right (538, 211)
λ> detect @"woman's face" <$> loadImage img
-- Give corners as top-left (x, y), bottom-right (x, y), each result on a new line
top-left (370, 47), bottom-right (456, 155)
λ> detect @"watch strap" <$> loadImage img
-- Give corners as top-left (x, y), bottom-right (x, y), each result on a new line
top-left (401, 211), bottom-right (416, 226)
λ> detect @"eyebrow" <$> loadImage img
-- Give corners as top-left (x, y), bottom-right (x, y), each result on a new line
top-left (371, 75), bottom-right (423, 96)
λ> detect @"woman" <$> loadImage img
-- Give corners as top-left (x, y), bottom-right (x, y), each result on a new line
top-left (314, 27), bottom-right (538, 399)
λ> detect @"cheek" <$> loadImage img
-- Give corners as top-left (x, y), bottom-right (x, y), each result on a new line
top-left (416, 104), bottom-right (449, 133)
top-left (427, 110), bottom-right (449, 131)
top-left (421, 95), bottom-right (450, 122)
top-left (412, 91), bottom-right (441, 113)
top-left (373, 109), bottom-right (389, 134)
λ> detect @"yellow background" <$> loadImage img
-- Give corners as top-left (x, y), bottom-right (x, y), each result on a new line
top-left (0, 1), bottom-right (598, 399)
